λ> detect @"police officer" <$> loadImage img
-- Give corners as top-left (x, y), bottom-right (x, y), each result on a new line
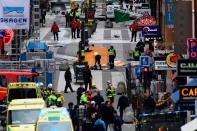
top-left (75, 11), bottom-right (80, 20)
top-left (133, 47), bottom-right (140, 61)
top-left (47, 91), bottom-right (57, 107)
top-left (106, 81), bottom-right (116, 104)
top-left (81, 47), bottom-right (85, 60)
top-left (108, 46), bottom-right (116, 69)
top-left (69, 10), bottom-right (74, 21)
top-left (56, 91), bottom-right (65, 107)
top-left (80, 91), bottom-right (88, 108)
top-left (94, 52), bottom-right (102, 70)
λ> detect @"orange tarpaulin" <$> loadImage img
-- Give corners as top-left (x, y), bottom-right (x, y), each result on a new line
top-left (85, 46), bottom-right (108, 67)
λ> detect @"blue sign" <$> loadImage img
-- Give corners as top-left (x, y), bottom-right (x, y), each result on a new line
top-left (165, 0), bottom-right (175, 25)
top-left (0, 31), bottom-right (5, 39)
top-left (187, 39), bottom-right (197, 59)
top-left (140, 56), bottom-right (150, 67)
top-left (134, 67), bottom-right (144, 77)
top-left (142, 26), bottom-right (159, 36)
top-left (195, 100), bottom-right (197, 117)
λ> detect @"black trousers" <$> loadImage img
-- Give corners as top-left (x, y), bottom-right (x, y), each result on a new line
top-left (84, 80), bottom-right (92, 90)
top-left (119, 107), bottom-right (124, 120)
top-left (109, 55), bottom-right (115, 69)
top-left (71, 29), bottom-right (76, 39)
top-left (77, 28), bottom-right (80, 38)
top-left (131, 31), bottom-right (137, 42)
top-left (64, 80), bottom-right (73, 92)
top-left (53, 32), bottom-right (58, 40)
top-left (95, 55), bottom-right (101, 69)
top-left (66, 19), bottom-right (70, 28)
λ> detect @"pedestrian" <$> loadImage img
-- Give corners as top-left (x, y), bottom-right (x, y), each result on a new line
top-left (56, 91), bottom-right (65, 107)
top-left (65, 11), bottom-right (70, 28)
top-left (67, 102), bottom-right (74, 118)
top-left (117, 93), bottom-right (129, 120)
top-left (41, 9), bottom-right (46, 25)
top-left (101, 101), bottom-right (115, 131)
top-left (77, 104), bottom-right (86, 128)
top-left (129, 21), bottom-right (138, 42)
top-left (87, 101), bottom-right (96, 118)
top-left (113, 110), bottom-right (123, 131)
top-left (64, 67), bottom-right (74, 93)
top-left (77, 84), bottom-right (86, 105)
top-left (92, 90), bottom-right (104, 107)
top-left (94, 52), bottom-right (102, 70)
top-left (94, 114), bottom-right (106, 131)
top-left (70, 19), bottom-right (77, 39)
top-left (83, 65), bottom-right (92, 90)
top-left (73, 105), bottom-right (79, 130)
top-left (51, 21), bottom-right (59, 41)
top-left (47, 91), bottom-right (57, 107)
top-left (76, 19), bottom-right (81, 38)
top-left (81, 112), bottom-right (96, 131)
top-left (108, 46), bottom-right (116, 69)
top-left (133, 47), bottom-right (140, 61)
top-left (106, 81), bottom-right (116, 104)
top-left (136, 39), bottom-right (145, 54)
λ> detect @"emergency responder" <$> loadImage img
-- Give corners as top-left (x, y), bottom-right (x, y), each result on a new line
top-left (94, 52), bottom-right (102, 70)
top-left (133, 47), bottom-right (140, 61)
top-left (47, 91), bottom-right (57, 107)
top-left (69, 10), bottom-right (74, 21)
top-left (80, 91), bottom-right (88, 108)
top-left (108, 46), bottom-right (116, 69)
top-left (75, 11), bottom-right (80, 19)
top-left (47, 83), bottom-right (53, 95)
top-left (70, 19), bottom-right (77, 39)
top-left (56, 91), bottom-right (65, 107)
top-left (40, 83), bottom-right (48, 100)
top-left (81, 47), bottom-right (85, 60)
top-left (106, 81), bottom-right (116, 104)
top-left (76, 19), bottom-right (81, 38)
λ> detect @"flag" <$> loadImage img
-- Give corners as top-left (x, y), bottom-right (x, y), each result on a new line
top-left (114, 9), bottom-right (130, 23)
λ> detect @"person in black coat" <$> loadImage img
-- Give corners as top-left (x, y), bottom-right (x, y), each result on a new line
top-left (77, 84), bottom-right (85, 105)
top-left (117, 94), bottom-right (129, 119)
top-left (83, 66), bottom-right (92, 90)
top-left (65, 11), bottom-right (70, 28)
top-left (113, 110), bottom-right (123, 131)
top-left (92, 91), bottom-right (104, 107)
top-left (136, 39), bottom-right (145, 53)
top-left (64, 67), bottom-right (74, 93)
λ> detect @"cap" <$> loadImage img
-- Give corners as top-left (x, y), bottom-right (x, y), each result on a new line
top-left (48, 83), bottom-right (52, 88)
top-left (91, 101), bottom-right (96, 104)
top-left (57, 91), bottom-right (62, 95)
top-left (92, 83), bottom-right (96, 87)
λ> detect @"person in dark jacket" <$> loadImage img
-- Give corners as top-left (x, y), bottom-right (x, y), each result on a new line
top-left (113, 110), bottom-right (123, 131)
top-left (65, 11), bottom-right (70, 28)
top-left (101, 101), bottom-right (115, 130)
top-left (83, 65), bottom-right (92, 90)
top-left (94, 114), bottom-right (106, 131)
top-left (64, 67), bottom-right (74, 93)
top-left (117, 94), bottom-right (129, 119)
top-left (87, 101), bottom-right (96, 119)
top-left (81, 112), bottom-right (96, 131)
top-left (77, 84), bottom-right (86, 105)
top-left (51, 21), bottom-right (59, 41)
top-left (136, 39), bottom-right (145, 53)
top-left (143, 95), bottom-right (156, 113)
top-left (92, 91), bottom-right (104, 107)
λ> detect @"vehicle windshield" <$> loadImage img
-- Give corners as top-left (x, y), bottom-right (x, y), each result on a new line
top-left (17, 75), bottom-right (31, 82)
top-left (38, 122), bottom-right (72, 131)
top-left (8, 88), bottom-right (37, 102)
top-left (8, 109), bottom-right (40, 124)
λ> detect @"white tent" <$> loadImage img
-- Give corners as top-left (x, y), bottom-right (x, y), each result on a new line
top-left (181, 118), bottom-right (197, 131)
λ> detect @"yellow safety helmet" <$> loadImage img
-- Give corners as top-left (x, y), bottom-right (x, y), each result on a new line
top-left (92, 83), bottom-right (96, 87)
top-left (57, 91), bottom-right (62, 95)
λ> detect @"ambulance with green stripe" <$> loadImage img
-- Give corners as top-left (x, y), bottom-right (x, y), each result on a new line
top-left (7, 98), bottom-right (45, 131)
top-left (36, 107), bottom-right (74, 131)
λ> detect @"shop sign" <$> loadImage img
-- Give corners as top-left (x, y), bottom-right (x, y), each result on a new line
top-left (187, 38), bottom-right (197, 59)
top-left (165, 0), bottom-right (175, 25)
top-left (166, 53), bottom-right (178, 68)
top-left (144, 34), bottom-right (162, 42)
top-left (136, 9), bottom-right (151, 15)
top-left (154, 60), bottom-right (175, 70)
top-left (177, 59), bottom-right (197, 76)
top-left (180, 86), bottom-right (197, 100)
top-left (142, 26), bottom-right (159, 36)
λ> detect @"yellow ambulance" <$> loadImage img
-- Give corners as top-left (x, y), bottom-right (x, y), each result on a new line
top-left (36, 107), bottom-right (74, 131)
top-left (6, 98), bottom-right (45, 131)
top-left (6, 82), bottom-right (42, 104)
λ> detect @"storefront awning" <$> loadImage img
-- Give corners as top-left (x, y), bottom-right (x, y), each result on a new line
top-left (185, 79), bottom-right (197, 86)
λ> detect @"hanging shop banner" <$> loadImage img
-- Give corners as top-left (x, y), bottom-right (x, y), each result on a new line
top-left (180, 86), bottom-right (197, 100)
top-left (142, 26), bottom-right (159, 36)
top-left (187, 38), bottom-right (197, 59)
top-left (165, 0), bottom-right (176, 25)
top-left (177, 59), bottom-right (197, 76)
top-left (0, 0), bottom-right (30, 30)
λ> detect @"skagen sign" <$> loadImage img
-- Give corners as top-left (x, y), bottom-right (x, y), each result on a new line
top-left (177, 59), bottom-right (197, 76)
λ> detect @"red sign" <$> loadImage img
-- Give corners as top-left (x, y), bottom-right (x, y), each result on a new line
top-left (3, 29), bottom-right (14, 45)
top-left (0, 55), bottom-right (8, 59)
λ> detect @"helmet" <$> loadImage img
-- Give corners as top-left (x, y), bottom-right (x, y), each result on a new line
top-left (40, 82), bottom-right (44, 86)
top-left (92, 83), bottom-right (96, 87)
top-left (77, 19), bottom-right (80, 21)
top-left (48, 83), bottom-right (52, 88)
top-left (57, 91), bottom-right (62, 95)
top-left (107, 80), bottom-right (111, 84)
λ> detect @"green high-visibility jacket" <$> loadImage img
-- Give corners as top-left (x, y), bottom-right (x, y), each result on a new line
top-left (47, 94), bottom-right (57, 106)
top-left (56, 97), bottom-right (63, 107)
top-left (70, 12), bottom-right (74, 17)
top-left (94, 52), bottom-right (99, 56)
top-left (76, 12), bottom-right (79, 17)
top-left (109, 49), bottom-right (115, 56)
top-left (80, 94), bottom-right (88, 104)
top-left (134, 50), bottom-right (140, 57)
top-left (81, 50), bottom-right (85, 56)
